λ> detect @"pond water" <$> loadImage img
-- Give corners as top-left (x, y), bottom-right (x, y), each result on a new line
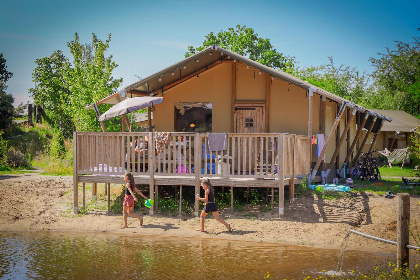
top-left (0, 231), bottom-right (393, 279)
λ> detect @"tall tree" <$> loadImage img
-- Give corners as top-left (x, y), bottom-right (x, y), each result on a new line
top-left (369, 34), bottom-right (420, 117)
top-left (64, 33), bottom-right (122, 132)
top-left (30, 50), bottom-right (74, 137)
top-left (0, 53), bottom-right (13, 84)
top-left (185, 25), bottom-right (295, 71)
top-left (0, 53), bottom-right (14, 130)
top-left (31, 33), bottom-right (123, 136)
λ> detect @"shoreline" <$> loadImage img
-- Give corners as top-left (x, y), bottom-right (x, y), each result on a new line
top-left (1, 173), bottom-right (419, 255)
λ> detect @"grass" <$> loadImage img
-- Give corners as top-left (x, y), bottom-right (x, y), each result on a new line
top-left (0, 165), bottom-right (39, 175)
top-left (32, 154), bottom-right (73, 176)
top-left (312, 166), bottom-right (420, 200)
top-left (379, 166), bottom-right (419, 177)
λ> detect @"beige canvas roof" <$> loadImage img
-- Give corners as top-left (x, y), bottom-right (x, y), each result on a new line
top-left (371, 110), bottom-right (420, 132)
top-left (89, 45), bottom-right (391, 122)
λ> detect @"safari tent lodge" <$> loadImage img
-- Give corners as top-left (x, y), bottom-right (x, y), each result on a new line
top-left (74, 45), bottom-right (391, 216)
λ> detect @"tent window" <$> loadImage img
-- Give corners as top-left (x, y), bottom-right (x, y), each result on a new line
top-left (174, 102), bottom-right (212, 132)
top-left (245, 118), bottom-right (254, 127)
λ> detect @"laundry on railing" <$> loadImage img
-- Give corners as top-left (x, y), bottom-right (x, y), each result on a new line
top-left (154, 132), bottom-right (171, 154)
top-left (207, 133), bottom-right (227, 151)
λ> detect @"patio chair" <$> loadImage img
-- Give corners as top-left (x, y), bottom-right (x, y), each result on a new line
top-left (378, 148), bottom-right (410, 168)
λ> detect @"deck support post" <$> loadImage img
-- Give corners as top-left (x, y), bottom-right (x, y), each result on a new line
top-left (82, 183), bottom-right (85, 210)
top-left (271, 188), bottom-right (274, 212)
top-left (92, 183), bottom-right (97, 200)
top-left (194, 134), bottom-right (200, 217)
top-left (278, 133), bottom-right (285, 217)
top-left (107, 183), bottom-right (110, 214)
top-left (289, 135), bottom-right (296, 202)
top-left (154, 184), bottom-right (158, 213)
top-left (73, 132), bottom-right (78, 214)
top-left (178, 185), bottom-right (183, 216)
top-left (148, 132), bottom-right (155, 215)
top-left (230, 186), bottom-right (234, 213)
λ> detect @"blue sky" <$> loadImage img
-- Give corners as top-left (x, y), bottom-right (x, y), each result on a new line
top-left (1, 0), bottom-right (419, 106)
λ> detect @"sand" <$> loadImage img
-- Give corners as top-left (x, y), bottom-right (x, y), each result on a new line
top-left (1, 172), bottom-right (419, 254)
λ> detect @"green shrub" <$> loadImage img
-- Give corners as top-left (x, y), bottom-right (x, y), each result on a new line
top-left (6, 146), bottom-right (31, 168)
top-left (49, 127), bottom-right (66, 159)
top-left (0, 131), bottom-right (8, 166)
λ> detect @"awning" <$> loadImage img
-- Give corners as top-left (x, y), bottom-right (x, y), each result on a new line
top-left (371, 110), bottom-right (420, 132)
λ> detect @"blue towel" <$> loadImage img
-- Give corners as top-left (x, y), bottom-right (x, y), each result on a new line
top-left (207, 133), bottom-right (227, 152)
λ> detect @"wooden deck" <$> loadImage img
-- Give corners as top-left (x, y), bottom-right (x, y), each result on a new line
top-left (73, 132), bottom-right (311, 216)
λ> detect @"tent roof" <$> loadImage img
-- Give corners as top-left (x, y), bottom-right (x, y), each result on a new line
top-left (89, 45), bottom-right (391, 122)
top-left (370, 109), bottom-right (420, 132)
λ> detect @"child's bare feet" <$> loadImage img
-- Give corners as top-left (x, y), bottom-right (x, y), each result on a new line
top-left (140, 218), bottom-right (143, 226)
top-left (196, 229), bottom-right (204, 232)
top-left (227, 224), bottom-right (232, 232)
top-left (121, 225), bottom-right (128, 229)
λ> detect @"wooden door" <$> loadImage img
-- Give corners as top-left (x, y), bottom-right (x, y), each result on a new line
top-left (234, 105), bottom-right (265, 133)
top-left (233, 104), bottom-right (266, 174)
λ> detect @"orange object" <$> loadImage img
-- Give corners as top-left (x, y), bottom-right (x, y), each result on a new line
top-left (376, 183), bottom-right (382, 186)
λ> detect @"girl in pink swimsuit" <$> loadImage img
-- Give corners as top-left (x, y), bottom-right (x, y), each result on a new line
top-left (121, 172), bottom-right (148, 229)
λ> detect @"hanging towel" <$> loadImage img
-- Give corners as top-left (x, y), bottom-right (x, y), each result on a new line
top-left (207, 133), bottom-right (227, 152)
top-left (312, 135), bottom-right (317, 145)
top-left (316, 134), bottom-right (325, 161)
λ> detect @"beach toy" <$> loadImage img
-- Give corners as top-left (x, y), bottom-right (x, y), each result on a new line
top-left (314, 184), bottom-right (350, 192)
top-left (145, 199), bottom-right (154, 208)
top-left (323, 185), bottom-right (350, 192)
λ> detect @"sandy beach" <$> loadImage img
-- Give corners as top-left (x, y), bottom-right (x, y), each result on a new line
top-left (1, 172), bottom-right (419, 254)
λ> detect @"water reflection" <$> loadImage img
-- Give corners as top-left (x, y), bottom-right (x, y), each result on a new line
top-left (0, 232), bottom-right (393, 279)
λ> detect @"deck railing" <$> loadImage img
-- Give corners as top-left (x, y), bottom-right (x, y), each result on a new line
top-left (74, 132), bottom-right (311, 180)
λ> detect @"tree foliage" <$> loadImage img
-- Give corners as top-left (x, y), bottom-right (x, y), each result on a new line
top-left (30, 33), bottom-right (122, 139)
top-left (64, 33), bottom-right (122, 132)
top-left (369, 35), bottom-right (420, 117)
top-left (292, 57), bottom-right (372, 105)
top-left (0, 53), bottom-right (13, 84)
top-left (185, 25), bottom-right (295, 71)
top-left (0, 53), bottom-right (14, 131)
top-left (29, 50), bottom-right (74, 138)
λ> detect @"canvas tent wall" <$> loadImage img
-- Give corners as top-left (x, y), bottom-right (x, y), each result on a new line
top-left (93, 45), bottom-right (391, 180)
